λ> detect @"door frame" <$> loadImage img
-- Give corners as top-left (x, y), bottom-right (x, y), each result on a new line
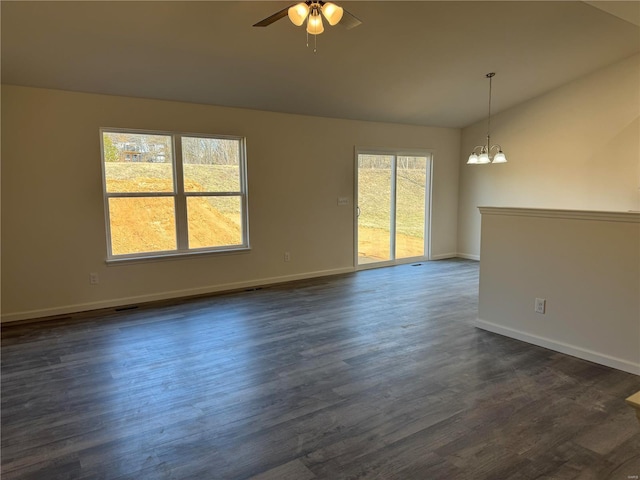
top-left (354, 147), bottom-right (433, 270)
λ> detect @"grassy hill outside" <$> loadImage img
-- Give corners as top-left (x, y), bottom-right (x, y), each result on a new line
top-left (103, 162), bottom-right (427, 260)
top-left (105, 163), bottom-right (242, 255)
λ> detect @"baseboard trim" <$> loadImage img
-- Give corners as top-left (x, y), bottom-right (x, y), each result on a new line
top-left (473, 318), bottom-right (640, 375)
top-left (430, 253), bottom-right (459, 260)
top-left (1, 267), bottom-right (356, 324)
top-left (457, 253), bottom-right (480, 261)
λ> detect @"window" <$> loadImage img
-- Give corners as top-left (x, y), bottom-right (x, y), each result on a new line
top-left (100, 129), bottom-right (249, 261)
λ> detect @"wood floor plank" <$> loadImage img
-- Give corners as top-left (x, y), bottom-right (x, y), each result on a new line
top-left (248, 459), bottom-right (316, 480)
top-left (2, 259), bottom-right (639, 479)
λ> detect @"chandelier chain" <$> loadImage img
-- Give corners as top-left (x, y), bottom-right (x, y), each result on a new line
top-left (486, 72), bottom-right (495, 141)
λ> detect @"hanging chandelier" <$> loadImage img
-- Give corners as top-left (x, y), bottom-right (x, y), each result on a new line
top-left (287, 1), bottom-right (344, 35)
top-left (467, 73), bottom-right (507, 165)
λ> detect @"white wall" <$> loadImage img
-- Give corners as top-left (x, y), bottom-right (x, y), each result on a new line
top-left (458, 54), bottom-right (640, 259)
top-left (1, 85), bottom-right (461, 321)
top-left (476, 207), bottom-right (640, 375)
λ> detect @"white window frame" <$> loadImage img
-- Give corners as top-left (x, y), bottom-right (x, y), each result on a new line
top-left (100, 128), bottom-right (250, 262)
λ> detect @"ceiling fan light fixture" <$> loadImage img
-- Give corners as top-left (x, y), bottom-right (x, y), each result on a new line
top-left (254, 0), bottom-right (361, 50)
top-left (321, 2), bottom-right (344, 25)
top-left (307, 11), bottom-right (324, 35)
top-left (288, 3), bottom-right (310, 26)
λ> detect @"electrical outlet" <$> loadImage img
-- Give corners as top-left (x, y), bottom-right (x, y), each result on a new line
top-left (284, 252), bottom-right (290, 262)
top-left (90, 273), bottom-right (99, 285)
top-left (535, 298), bottom-right (546, 314)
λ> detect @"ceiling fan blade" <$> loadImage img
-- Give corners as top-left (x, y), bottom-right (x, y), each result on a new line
top-left (253, 6), bottom-right (292, 27)
top-left (339, 8), bottom-right (362, 29)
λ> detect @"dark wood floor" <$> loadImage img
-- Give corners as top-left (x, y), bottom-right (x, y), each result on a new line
top-left (2, 259), bottom-right (639, 480)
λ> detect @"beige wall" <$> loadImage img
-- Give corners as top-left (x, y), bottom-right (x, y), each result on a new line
top-left (1, 85), bottom-right (461, 321)
top-left (476, 208), bottom-right (640, 374)
top-left (458, 54), bottom-right (640, 259)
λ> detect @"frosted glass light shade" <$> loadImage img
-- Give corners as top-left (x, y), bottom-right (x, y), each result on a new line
top-left (492, 151), bottom-right (507, 163)
top-left (467, 153), bottom-right (479, 165)
top-left (321, 2), bottom-right (344, 25)
top-left (478, 152), bottom-right (490, 164)
top-left (288, 3), bottom-right (310, 26)
top-left (307, 12), bottom-right (324, 35)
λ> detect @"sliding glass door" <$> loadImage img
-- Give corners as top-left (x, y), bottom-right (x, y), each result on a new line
top-left (356, 151), bottom-right (431, 267)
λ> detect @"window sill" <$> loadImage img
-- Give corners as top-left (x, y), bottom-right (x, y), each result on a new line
top-left (106, 246), bottom-right (251, 266)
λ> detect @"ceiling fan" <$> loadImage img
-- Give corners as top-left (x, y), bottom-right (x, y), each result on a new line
top-left (253, 1), bottom-right (362, 34)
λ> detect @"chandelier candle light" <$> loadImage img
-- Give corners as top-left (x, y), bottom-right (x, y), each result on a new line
top-left (467, 73), bottom-right (507, 165)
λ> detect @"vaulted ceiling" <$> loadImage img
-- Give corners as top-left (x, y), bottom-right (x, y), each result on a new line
top-left (2, 1), bottom-right (638, 128)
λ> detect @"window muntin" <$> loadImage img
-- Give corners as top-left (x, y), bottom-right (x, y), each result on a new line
top-left (101, 129), bottom-right (248, 261)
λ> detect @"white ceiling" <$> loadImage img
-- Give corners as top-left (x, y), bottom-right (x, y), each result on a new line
top-left (1, 1), bottom-right (638, 128)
